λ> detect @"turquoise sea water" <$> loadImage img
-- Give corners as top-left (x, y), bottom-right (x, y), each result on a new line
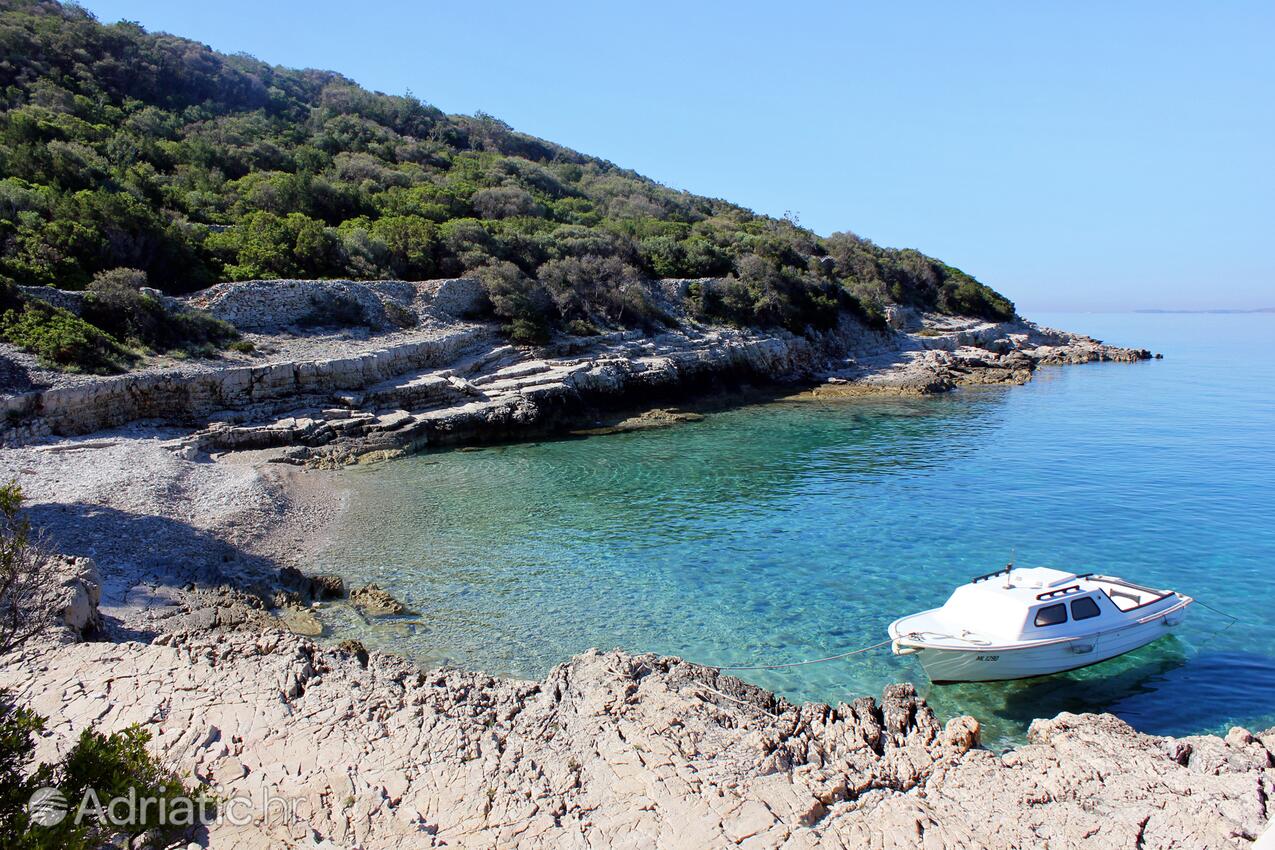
top-left (316, 313), bottom-right (1275, 743)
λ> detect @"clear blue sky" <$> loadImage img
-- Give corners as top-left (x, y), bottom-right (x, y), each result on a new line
top-left (79, 1), bottom-right (1273, 312)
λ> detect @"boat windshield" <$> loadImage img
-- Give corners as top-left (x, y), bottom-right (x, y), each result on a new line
top-left (1088, 577), bottom-right (1172, 612)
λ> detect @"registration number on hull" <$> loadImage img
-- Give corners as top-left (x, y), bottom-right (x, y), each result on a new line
top-left (975, 655), bottom-right (1000, 662)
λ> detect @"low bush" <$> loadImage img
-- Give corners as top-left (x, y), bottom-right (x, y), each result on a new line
top-left (685, 255), bottom-right (851, 336)
top-left (538, 256), bottom-right (669, 333)
top-left (0, 691), bottom-right (203, 849)
top-left (0, 271), bottom-right (243, 372)
top-left (0, 296), bottom-right (136, 374)
top-left (0, 481), bottom-right (59, 654)
top-left (82, 269), bottom-right (240, 353)
top-left (474, 261), bottom-right (554, 344)
top-left (565, 318), bottom-right (601, 337)
top-left (938, 278), bottom-right (1016, 322)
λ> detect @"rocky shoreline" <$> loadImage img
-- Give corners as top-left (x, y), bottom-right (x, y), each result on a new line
top-left (7, 631), bottom-right (1272, 849)
top-left (3, 278), bottom-right (1152, 462)
top-left (5, 279), bottom-right (1263, 849)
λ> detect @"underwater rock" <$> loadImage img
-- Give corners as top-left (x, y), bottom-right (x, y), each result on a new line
top-left (350, 583), bottom-right (407, 616)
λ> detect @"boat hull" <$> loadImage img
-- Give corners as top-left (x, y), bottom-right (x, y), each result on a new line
top-left (905, 613), bottom-right (1186, 683)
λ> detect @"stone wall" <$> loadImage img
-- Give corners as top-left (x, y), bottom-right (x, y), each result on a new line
top-left (19, 285), bottom-right (87, 315)
top-left (0, 296), bottom-right (1148, 447)
top-left (412, 277), bottom-right (486, 318)
top-left (1, 327), bottom-right (488, 439)
top-left (186, 278), bottom-right (485, 333)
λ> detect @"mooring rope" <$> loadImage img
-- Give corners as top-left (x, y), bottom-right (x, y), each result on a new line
top-left (692, 683), bottom-right (781, 717)
top-left (1190, 598), bottom-right (1240, 647)
top-left (1193, 598), bottom-right (1239, 625)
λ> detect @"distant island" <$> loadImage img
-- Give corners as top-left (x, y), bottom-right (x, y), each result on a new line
top-left (1136, 307), bottom-right (1275, 314)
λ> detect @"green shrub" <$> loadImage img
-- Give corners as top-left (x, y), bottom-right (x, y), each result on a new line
top-left (685, 256), bottom-right (846, 336)
top-left (0, 300), bottom-right (136, 374)
top-left (637, 236), bottom-right (684, 278)
top-left (538, 255), bottom-right (667, 332)
top-left (838, 290), bottom-right (889, 332)
top-left (59, 725), bottom-right (198, 837)
top-left (0, 272), bottom-right (240, 372)
top-left (565, 318), bottom-right (601, 337)
top-left (474, 261), bottom-right (554, 345)
top-left (938, 278), bottom-right (1016, 322)
top-left (82, 268), bottom-right (240, 354)
top-left (0, 694), bottom-right (56, 848)
top-left (506, 316), bottom-right (551, 345)
top-left (0, 691), bottom-right (204, 849)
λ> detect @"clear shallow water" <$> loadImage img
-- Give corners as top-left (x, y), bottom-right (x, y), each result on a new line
top-left (316, 313), bottom-right (1275, 744)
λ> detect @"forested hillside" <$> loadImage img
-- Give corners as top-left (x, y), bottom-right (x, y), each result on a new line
top-left (0, 0), bottom-right (1013, 351)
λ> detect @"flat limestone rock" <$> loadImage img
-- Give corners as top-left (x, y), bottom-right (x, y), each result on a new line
top-left (571, 407), bottom-right (706, 436)
top-left (349, 583), bottom-right (407, 616)
top-left (278, 607), bottom-right (323, 637)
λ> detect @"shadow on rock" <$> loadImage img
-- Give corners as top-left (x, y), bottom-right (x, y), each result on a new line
top-left (25, 501), bottom-right (288, 640)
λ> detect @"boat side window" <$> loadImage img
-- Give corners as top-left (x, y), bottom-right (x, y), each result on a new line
top-left (1071, 597), bottom-right (1101, 620)
top-left (1034, 603), bottom-right (1068, 627)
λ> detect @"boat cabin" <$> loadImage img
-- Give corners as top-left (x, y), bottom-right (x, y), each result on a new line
top-left (919, 566), bottom-right (1175, 644)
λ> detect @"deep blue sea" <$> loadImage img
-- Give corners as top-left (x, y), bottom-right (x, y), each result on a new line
top-left (316, 313), bottom-right (1275, 744)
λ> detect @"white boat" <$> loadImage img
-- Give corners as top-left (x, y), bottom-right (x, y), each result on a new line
top-left (888, 565), bottom-right (1192, 683)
